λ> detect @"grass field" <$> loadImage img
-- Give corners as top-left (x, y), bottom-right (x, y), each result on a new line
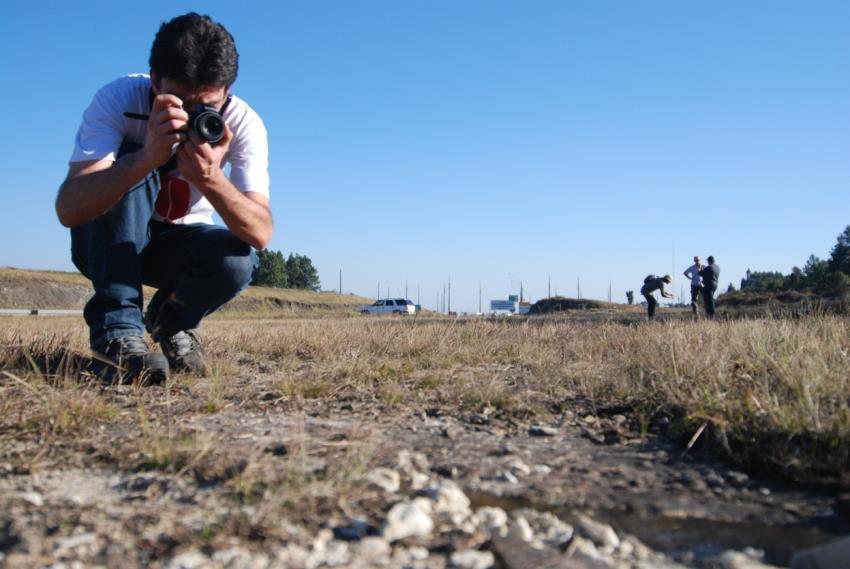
top-left (2, 313), bottom-right (848, 488)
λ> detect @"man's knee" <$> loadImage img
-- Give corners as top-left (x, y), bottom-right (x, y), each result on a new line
top-left (216, 247), bottom-right (258, 294)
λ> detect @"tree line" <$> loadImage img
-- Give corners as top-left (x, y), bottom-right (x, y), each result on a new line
top-left (251, 250), bottom-right (321, 291)
top-left (736, 225), bottom-right (850, 294)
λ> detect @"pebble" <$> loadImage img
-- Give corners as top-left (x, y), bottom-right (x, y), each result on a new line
top-left (475, 507), bottom-right (509, 535)
top-left (508, 515), bottom-right (534, 542)
top-left (506, 458), bottom-right (531, 476)
top-left (528, 426), bottom-right (558, 437)
top-left (719, 550), bottom-right (781, 568)
top-left (450, 549), bottom-right (495, 569)
top-left (366, 468), bottom-right (401, 494)
top-left (515, 509), bottom-right (573, 548)
top-left (575, 513), bottom-right (620, 549)
top-left (164, 549), bottom-right (210, 569)
top-left (17, 491), bottom-right (44, 507)
top-left (383, 499), bottom-right (434, 542)
top-left (351, 536), bottom-right (391, 562)
top-left (422, 480), bottom-right (471, 519)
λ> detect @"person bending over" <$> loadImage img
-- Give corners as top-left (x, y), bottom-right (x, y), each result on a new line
top-left (640, 274), bottom-right (674, 320)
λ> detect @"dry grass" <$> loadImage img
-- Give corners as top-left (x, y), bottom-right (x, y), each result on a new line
top-left (1, 313), bottom-right (849, 486)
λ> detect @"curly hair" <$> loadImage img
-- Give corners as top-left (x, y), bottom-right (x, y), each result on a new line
top-left (149, 12), bottom-right (238, 89)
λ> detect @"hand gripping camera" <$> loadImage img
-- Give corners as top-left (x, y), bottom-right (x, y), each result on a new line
top-left (124, 94), bottom-right (231, 144)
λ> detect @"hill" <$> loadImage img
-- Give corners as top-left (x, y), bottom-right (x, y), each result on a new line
top-left (527, 295), bottom-right (624, 314)
top-left (0, 267), bottom-right (372, 315)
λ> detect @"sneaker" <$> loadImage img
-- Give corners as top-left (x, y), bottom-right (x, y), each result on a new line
top-left (91, 335), bottom-right (169, 385)
top-left (156, 330), bottom-right (209, 377)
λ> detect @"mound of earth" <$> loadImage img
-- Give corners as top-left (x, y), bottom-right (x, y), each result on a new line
top-left (528, 296), bottom-right (619, 314)
top-left (0, 268), bottom-right (92, 309)
top-left (0, 267), bottom-right (371, 314)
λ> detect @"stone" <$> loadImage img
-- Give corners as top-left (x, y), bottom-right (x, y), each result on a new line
top-left (508, 515), bottom-right (535, 543)
top-left (575, 514), bottom-right (619, 549)
top-left (17, 492), bottom-right (44, 507)
top-left (475, 507), bottom-right (509, 535)
top-left (383, 499), bottom-right (435, 542)
top-left (366, 468), bottom-right (401, 494)
top-left (54, 532), bottom-right (98, 557)
top-left (351, 536), bottom-right (391, 563)
top-left (333, 519), bottom-right (369, 541)
top-left (791, 536), bottom-right (850, 569)
top-left (720, 550), bottom-right (781, 568)
top-left (515, 509), bottom-right (573, 548)
top-left (726, 470), bottom-right (750, 486)
top-left (422, 480), bottom-right (472, 520)
top-left (449, 549), bottom-right (495, 569)
top-left (410, 471), bottom-right (431, 491)
top-left (164, 549), bottom-right (210, 569)
top-left (529, 426), bottom-right (559, 437)
top-left (211, 547), bottom-right (270, 568)
top-left (506, 458), bottom-right (531, 476)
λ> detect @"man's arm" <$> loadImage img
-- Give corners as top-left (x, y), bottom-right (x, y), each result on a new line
top-left (56, 94), bottom-right (189, 228)
top-left (57, 155), bottom-right (154, 227)
top-left (176, 128), bottom-right (273, 250)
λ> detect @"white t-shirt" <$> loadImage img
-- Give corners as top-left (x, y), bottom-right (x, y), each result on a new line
top-left (70, 74), bottom-right (270, 225)
top-left (684, 264), bottom-right (703, 287)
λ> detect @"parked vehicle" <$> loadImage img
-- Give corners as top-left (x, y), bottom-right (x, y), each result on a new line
top-left (358, 298), bottom-right (416, 315)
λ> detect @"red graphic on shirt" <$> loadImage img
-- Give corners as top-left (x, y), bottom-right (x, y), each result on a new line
top-left (155, 171), bottom-right (191, 221)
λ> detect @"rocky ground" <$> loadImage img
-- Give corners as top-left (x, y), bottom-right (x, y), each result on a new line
top-left (1, 380), bottom-right (847, 569)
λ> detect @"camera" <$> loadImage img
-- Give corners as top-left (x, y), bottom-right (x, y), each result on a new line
top-left (187, 104), bottom-right (225, 143)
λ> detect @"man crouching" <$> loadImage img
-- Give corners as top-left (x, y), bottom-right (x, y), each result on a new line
top-left (56, 13), bottom-right (272, 383)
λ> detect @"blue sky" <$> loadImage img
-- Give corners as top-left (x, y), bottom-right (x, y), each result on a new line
top-left (2, 1), bottom-right (848, 312)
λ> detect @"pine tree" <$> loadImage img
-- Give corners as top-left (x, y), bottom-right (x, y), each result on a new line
top-left (828, 225), bottom-right (850, 276)
top-left (286, 254), bottom-right (321, 291)
top-left (252, 249), bottom-right (288, 288)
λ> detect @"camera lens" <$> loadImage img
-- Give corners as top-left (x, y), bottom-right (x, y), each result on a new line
top-left (191, 108), bottom-right (225, 143)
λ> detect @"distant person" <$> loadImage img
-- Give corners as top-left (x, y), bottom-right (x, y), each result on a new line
top-left (55, 13), bottom-right (272, 383)
top-left (640, 274), bottom-right (674, 320)
top-left (683, 256), bottom-right (704, 317)
top-left (699, 256), bottom-right (720, 319)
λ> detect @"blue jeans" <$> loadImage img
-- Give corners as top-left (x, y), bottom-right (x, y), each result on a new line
top-left (70, 143), bottom-right (257, 349)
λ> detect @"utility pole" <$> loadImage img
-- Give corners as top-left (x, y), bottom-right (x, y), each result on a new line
top-left (608, 280), bottom-right (612, 303)
top-left (520, 281), bottom-right (524, 302)
top-left (478, 283), bottom-right (482, 314)
top-left (672, 243), bottom-right (676, 304)
top-left (577, 277), bottom-right (581, 300)
top-left (447, 276), bottom-right (451, 315)
top-left (339, 269), bottom-right (342, 295)
top-left (377, 281), bottom-right (380, 300)
top-left (405, 281), bottom-right (408, 299)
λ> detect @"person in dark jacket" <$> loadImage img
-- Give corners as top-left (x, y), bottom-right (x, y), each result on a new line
top-left (698, 256), bottom-right (720, 318)
top-left (640, 274), bottom-right (674, 320)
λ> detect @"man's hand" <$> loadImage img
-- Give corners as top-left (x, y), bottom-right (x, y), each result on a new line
top-left (140, 94), bottom-right (189, 169)
top-left (175, 124), bottom-right (233, 191)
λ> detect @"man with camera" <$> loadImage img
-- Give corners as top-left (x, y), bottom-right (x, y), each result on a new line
top-left (56, 13), bottom-right (272, 383)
